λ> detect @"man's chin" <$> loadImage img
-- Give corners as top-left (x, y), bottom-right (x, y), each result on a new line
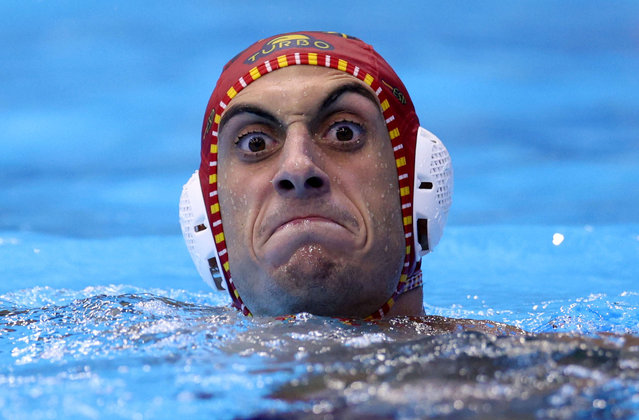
top-left (261, 244), bottom-right (386, 317)
top-left (269, 243), bottom-right (341, 283)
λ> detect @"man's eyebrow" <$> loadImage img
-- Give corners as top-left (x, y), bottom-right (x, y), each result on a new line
top-left (319, 82), bottom-right (381, 113)
top-left (219, 105), bottom-right (279, 134)
top-left (219, 81), bottom-right (380, 133)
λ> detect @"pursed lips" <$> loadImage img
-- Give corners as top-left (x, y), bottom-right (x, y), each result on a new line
top-left (274, 215), bottom-right (343, 234)
top-left (258, 207), bottom-right (360, 243)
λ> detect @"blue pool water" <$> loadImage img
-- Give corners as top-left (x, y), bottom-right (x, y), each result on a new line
top-left (2, 1), bottom-right (639, 419)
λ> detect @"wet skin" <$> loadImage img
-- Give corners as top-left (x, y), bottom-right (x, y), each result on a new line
top-left (216, 66), bottom-right (413, 317)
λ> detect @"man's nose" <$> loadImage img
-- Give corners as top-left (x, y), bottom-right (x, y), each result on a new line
top-left (272, 126), bottom-right (330, 198)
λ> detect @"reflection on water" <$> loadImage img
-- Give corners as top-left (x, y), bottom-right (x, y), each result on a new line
top-left (2, 288), bottom-right (638, 419)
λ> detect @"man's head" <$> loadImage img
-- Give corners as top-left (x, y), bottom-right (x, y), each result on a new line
top-left (217, 65), bottom-right (405, 317)
top-left (179, 32), bottom-right (453, 319)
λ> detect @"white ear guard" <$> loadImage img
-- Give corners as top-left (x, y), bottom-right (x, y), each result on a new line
top-left (179, 172), bottom-right (226, 291)
top-left (179, 126), bottom-right (453, 291)
top-left (413, 127), bottom-right (454, 257)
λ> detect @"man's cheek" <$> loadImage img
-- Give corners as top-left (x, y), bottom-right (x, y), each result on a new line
top-left (221, 194), bottom-right (249, 241)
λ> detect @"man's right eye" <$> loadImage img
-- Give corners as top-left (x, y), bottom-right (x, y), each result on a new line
top-left (235, 131), bottom-right (277, 154)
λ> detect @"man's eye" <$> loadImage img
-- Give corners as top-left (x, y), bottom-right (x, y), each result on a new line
top-left (236, 131), bottom-right (277, 153)
top-left (327, 121), bottom-right (364, 143)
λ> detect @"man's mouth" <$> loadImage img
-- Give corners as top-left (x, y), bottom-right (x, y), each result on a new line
top-left (260, 216), bottom-right (357, 267)
top-left (274, 216), bottom-right (343, 234)
top-left (255, 204), bottom-right (364, 267)
top-left (259, 205), bottom-right (359, 241)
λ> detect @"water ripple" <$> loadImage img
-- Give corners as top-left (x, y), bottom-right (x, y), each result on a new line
top-left (1, 287), bottom-right (639, 419)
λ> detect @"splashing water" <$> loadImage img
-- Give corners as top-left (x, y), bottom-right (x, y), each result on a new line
top-left (2, 285), bottom-right (639, 420)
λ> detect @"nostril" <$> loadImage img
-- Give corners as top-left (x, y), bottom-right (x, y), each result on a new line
top-left (278, 179), bottom-right (295, 191)
top-left (305, 176), bottom-right (324, 189)
top-left (273, 172), bottom-right (328, 196)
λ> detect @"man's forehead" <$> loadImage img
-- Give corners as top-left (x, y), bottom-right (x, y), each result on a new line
top-left (219, 66), bottom-right (381, 123)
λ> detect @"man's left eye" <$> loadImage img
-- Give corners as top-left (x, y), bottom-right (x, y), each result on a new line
top-left (327, 121), bottom-right (364, 142)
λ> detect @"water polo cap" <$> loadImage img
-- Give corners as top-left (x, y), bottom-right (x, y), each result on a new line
top-left (179, 31), bottom-right (453, 319)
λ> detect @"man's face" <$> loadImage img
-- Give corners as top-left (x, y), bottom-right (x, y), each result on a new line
top-left (217, 65), bottom-right (405, 317)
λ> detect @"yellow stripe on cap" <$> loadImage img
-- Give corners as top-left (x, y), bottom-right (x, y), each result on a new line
top-left (364, 74), bottom-right (374, 85)
top-left (214, 114), bottom-right (221, 124)
top-left (210, 203), bottom-right (220, 214)
top-left (396, 156), bottom-right (406, 167)
top-left (389, 128), bottom-right (400, 140)
top-left (233, 288), bottom-right (240, 298)
top-left (400, 186), bottom-right (410, 197)
top-left (277, 55), bottom-right (288, 67)
top-left (337, 59), bottom-right (347, 71)
top-left (210, 144), bottom-right (218, 154)
top-left (380, 99), bottom-right (390, 111)
top-left (249, 67), bottom-right (261, 80)
top-left (215, 232), bottom-right (225, 244)
top-left (406, 245), bottom-right (411, 255)
top-left (227, 87), bottom-right (237, 99)
top-left (399, 274), bottom-right (407, 283)
top-left (308, 53), bottom-right (317, 65)
top-left (403, 215), bottom-right (412, 226)
top-left (209, 174), bottom-right (216, 184)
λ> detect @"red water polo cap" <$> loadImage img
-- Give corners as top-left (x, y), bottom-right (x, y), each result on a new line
top-left (199, 31), bottom-right (422, 319)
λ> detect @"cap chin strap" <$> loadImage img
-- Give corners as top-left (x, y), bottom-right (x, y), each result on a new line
top-left (179, 127), bottom-right (453, 316)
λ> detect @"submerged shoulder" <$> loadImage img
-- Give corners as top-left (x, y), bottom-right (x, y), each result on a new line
top-left (384, 315), bottom-right (526, 336)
